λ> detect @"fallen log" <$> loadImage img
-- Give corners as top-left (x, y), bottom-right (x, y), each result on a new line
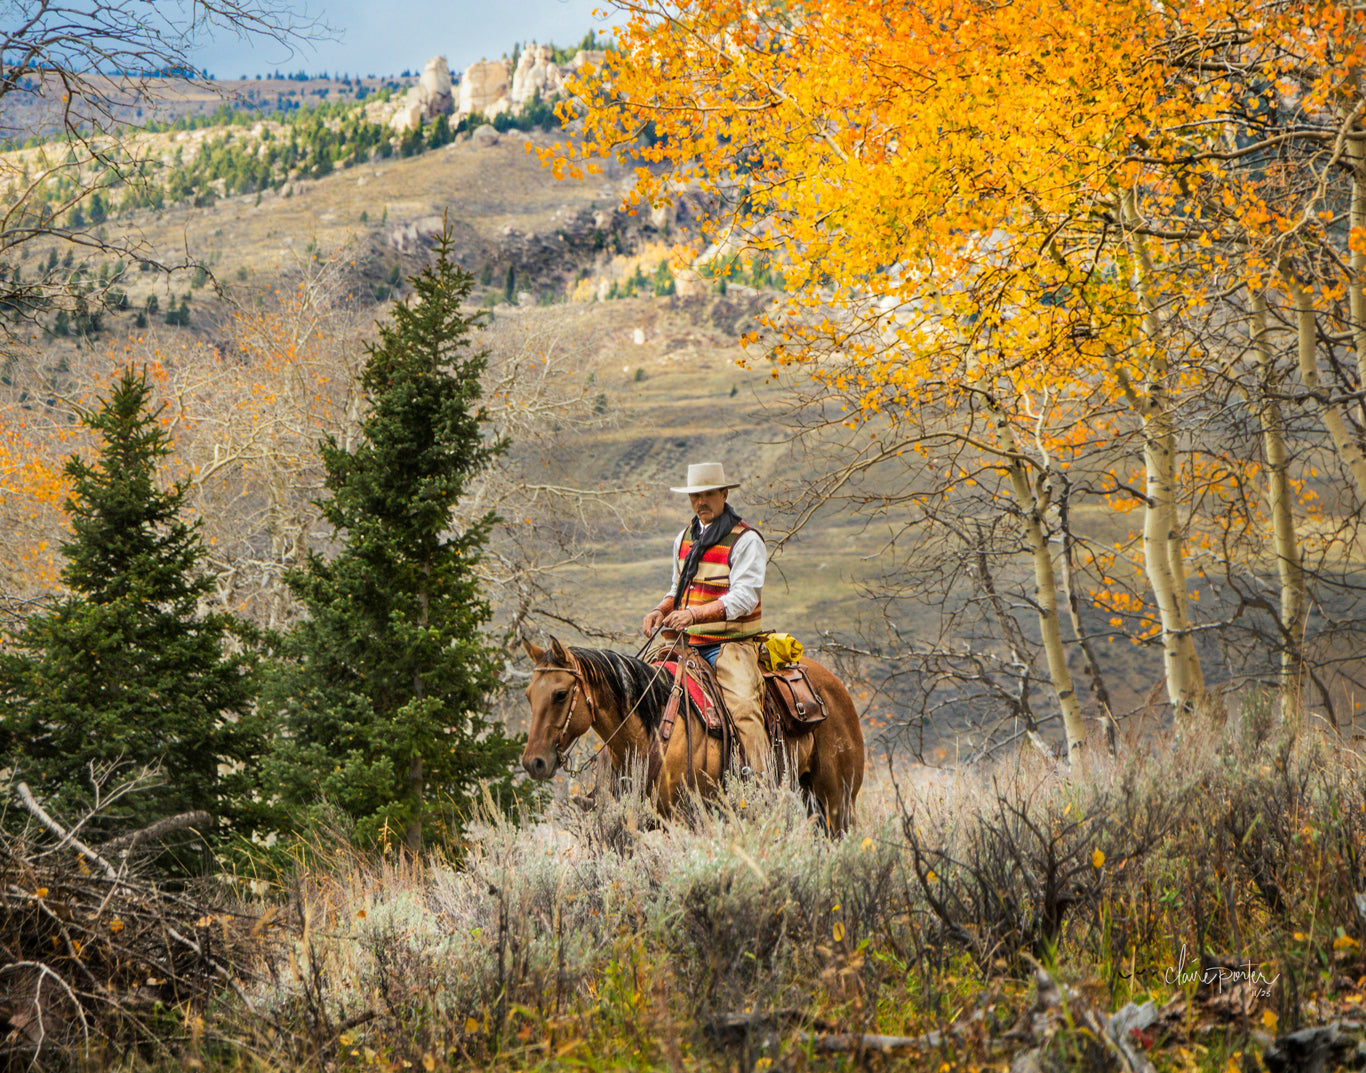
top-left (101, 810), bottom-right (213, 854)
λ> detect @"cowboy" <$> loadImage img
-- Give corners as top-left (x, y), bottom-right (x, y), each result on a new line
top-left (642, 462), bottom-right (769, 777)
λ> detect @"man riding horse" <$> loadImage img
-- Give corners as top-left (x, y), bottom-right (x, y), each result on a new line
top-left (641, 462), bottom-right (769, 778)
top-left (522, 461), bottom-right (864, 831)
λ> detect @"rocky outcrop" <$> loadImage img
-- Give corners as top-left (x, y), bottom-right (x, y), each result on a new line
top-left (381, 47), bottom-right (610, 134)
top-left (389, 215), bottom-right (447, 253)
top-left (511, 45), bottom-right (563, 108)
top-left (459, 59), bottom-right (510, 117)
top-left (419, 56), bottom-right (453, 116)
top-left (389, 96), bottom-right (425, 134)
top-left (383, 47), bottom-right (609, 132)
top-left (388, 56), bottom-right (454, 132)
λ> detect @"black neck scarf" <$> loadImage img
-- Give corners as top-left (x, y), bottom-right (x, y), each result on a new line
top-left (673, 503), bottom-right (742, 608)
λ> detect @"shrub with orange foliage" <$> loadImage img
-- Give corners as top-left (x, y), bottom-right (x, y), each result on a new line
top-left (0, 421), bottom-right (70, 601)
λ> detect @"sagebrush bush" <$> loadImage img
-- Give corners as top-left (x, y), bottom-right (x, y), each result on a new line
top-left (248, 764), bottom-right (910, 1064)
top-left (237, 703), bottom-right (1366, 1070)
top-left (902, 706), bottom-right (1366, 1024)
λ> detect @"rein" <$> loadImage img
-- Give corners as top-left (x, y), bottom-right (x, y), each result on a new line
top-left (533, 634), bottom-right (681, 778)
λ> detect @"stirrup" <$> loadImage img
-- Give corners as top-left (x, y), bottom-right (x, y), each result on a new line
top-left (737, 765), bottom-right (754, 781)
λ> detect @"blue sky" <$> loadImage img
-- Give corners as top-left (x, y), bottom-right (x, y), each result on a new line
top-left (192, 0), bottom-right (613, 79)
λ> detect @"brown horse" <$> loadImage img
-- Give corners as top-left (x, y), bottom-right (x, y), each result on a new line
top-left (521, 638), bottom-right (864, 834)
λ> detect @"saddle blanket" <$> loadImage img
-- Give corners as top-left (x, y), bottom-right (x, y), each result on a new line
top-left (654, 660), bottom-right (724, 734)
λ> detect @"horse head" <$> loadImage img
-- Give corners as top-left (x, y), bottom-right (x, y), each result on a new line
top-left (522, 637), bottom-right (596, 779)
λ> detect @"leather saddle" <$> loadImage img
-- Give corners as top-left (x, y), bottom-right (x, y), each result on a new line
top-left (653, 652), bottom-right (727, 737)
top-left (647, 648), bottom-right (735, 783)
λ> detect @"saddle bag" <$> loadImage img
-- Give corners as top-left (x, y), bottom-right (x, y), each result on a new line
top-left (762, 663), bottom-right (828, 738)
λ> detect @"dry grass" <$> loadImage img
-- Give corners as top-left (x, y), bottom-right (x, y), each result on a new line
top-left (5, 701), bottom-right (1363, 1069)
top-left (203, 702), bottom-right (1366, 1072)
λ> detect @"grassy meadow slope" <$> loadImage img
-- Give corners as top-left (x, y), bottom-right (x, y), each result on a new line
top-left (5, 121), bottom-right (956, 747)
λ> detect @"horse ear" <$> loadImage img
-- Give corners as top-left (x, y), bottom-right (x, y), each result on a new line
top-left (523, 638), bottom-right (545, 664)
top-left (549, 636), bottom-right (572, 666)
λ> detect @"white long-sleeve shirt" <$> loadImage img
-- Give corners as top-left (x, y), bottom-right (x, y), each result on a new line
top-left (665, 526), bottom-right (765, 619)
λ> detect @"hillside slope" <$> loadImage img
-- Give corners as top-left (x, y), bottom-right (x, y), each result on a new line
top-left (3, 123), bottom-right (1220, 756)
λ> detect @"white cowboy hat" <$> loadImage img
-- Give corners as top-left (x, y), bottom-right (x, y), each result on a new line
top-left (670, 462), bottom-right (741, 494)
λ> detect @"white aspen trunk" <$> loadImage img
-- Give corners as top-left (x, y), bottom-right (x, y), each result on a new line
top-left (1121, 188), bottom-right (1205, 710)
top-left (1057, 475), bottom-right (1117, 754)
top-left (1009, 463), bottom-right (1086, 764)
top-left (985, 392), bottom-right (1087, 762)
top-left (1160, 418), bottom-right (1194, 630)
top-left (1250, 294), bottom-right (1307, 716)
top-left (1349, 134), bottom-right (1366, 431)
top-left (1141, 405), bottom-right (1204, 710)
top-left (1281, 268), bottom-right (1366, 502)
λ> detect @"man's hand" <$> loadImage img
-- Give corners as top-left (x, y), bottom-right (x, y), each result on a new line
top-left (642, 600), bottom-right (674, 637)
top-left (661, 608), bottom-right (697, 632)
top-left (646, 599), bottom-right (724, 636)
top-left (662, 600), bottom-right (726, 633)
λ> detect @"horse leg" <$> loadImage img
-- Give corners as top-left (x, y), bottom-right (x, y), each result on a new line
top-left (651, 770), bottom-right (675, 820)
top-left (697, 719), bottom-right (722, 799)
top-left (822, 788), bottom-right (846, 837)
top-left (789, 734), bottom-right (836, 831)
top-left (652, 712), bottom-right (699, 823)
top-left (794, 769), bottom-right (830, 834)
top-left (823, 753), bottom-right (863, 836)
top-left (805, 740), bottom-right (860, 838)
top-left (650, 733), bottom-right (678, 820)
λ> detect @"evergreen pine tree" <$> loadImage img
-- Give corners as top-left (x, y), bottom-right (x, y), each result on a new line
top-left (264, 231), bottom-right (521, 851)
top-left (0, 369), bottom-right (258, 844)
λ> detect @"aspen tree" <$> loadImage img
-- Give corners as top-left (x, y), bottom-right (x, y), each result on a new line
top-left (559, 0), bottom-right (1366, 728)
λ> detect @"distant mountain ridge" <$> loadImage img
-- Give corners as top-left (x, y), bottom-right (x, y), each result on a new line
top-left (0, 33), bottom-right (608, 146)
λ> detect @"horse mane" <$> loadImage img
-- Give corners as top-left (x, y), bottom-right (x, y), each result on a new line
top-left (568, 647), bottom-right (673, 734)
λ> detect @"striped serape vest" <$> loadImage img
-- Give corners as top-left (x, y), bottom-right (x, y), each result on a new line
top-left (677, 521), bottom-right (762, 644)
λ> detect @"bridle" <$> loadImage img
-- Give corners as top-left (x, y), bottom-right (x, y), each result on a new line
top-left (531, 638), bottom-right (681, 777)
top-left (531, 649), bottom-right (599, 772)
